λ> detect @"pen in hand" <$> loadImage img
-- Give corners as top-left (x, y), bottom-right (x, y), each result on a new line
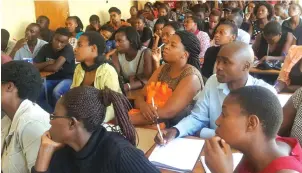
top-left (152, 97), bottom-right (164, 143)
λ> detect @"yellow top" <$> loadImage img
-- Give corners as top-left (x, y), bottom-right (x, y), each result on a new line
top-left (71, 63), bottom-right (122, 122)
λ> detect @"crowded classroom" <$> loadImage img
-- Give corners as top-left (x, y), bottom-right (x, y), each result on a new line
top-left (2, 0), bottom-right (302, 173)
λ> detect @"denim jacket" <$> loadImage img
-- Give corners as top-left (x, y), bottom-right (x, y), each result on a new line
top-left (1, 100), bottom-right (50, 173)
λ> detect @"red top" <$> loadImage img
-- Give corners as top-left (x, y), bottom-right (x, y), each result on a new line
top-left (237, 136), bottom-right (302, 173)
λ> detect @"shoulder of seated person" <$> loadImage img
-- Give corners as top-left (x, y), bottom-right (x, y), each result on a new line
top-left (204, 74), bottom-right (219, 86)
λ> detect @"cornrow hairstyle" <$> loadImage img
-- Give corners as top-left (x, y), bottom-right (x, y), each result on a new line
top-left (108, 7), bottom-right (121, 15)
top-left (81, 31), bottom-right (125, 94)
top-left (61, 86), bottom-right (136, 146)
top-left (164, 21), bottom-right (184, 32)
top-left (229, 86), bottom-right (282, 139)
top-left (186, 15), bottom-right (204, 31)
top-left (263, 21), bottom-right (282, 37)
top-left (55, 27), bottom-right (72, 38)
top-left (89, 14), bottom-right (100, 23)
top-left (2, 61), bottom-right (42, 102)
top-left (253, 2), bottom-right (274, 20)
top-left (115, 26), bottom-right (142, 51)
top-left (67, 16), bottom-right (84, 33)
top-left (175, 31), bottom-right (201, 72)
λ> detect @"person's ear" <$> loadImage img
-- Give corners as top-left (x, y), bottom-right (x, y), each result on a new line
top-left (246, 115), bottom-right (260, 133)
top-left (3, 82), bottom-right (15, 93)
top-left (182, 50), bottom-right (189, 59)
top-left (230, 34), bottom-right (236, 42)
top-left (69, 117), bottom-right (79, 130)
top-left (243, 61), bottom-right (251, 71)
top-left (91, 44), bottom-right (98, 53)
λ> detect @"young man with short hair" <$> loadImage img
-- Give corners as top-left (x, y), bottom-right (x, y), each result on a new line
top-left (108, 7), bottom-right (131, 30)
top-left (34, 27), bottom-right (75, 112)
top-left (36, 15), bottom-right (54, 43)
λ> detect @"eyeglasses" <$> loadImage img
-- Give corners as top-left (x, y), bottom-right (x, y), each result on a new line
top-left (49, 113), bottom-right (71, 120)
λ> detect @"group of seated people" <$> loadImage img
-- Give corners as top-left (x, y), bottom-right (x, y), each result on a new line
top-left (1, 1), bottom-right (302, 173)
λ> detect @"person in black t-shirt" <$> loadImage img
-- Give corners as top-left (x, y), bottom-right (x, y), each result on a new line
top-left (135, 15), bottom-right (153, 47)
top-left (34, 27), bottom-right (75, 112)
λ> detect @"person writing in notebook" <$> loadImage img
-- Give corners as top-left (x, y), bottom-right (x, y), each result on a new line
top-left (154, 42), bottom-right (276, 143)
top-left (204, 86), bottom-right (302, 173)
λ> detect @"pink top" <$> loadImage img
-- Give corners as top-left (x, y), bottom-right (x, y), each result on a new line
top-left (237, 136), bottom-right (302, 173)
top-left (1, 52), bottom-right (12, 64)
top-left (194, 30), bottom-right (210, 59)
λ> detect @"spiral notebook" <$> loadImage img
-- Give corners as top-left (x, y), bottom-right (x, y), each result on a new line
top-left (148, 138), bottom-right (205, 172)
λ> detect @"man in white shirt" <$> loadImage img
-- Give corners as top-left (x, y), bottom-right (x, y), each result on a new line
top-left (1, 61), bottom-right (50, 173)
top-left (12, 23), bottom-right (47, 61)
top-left (154, 41), bottom-right (276, 144)
top-left (228, 13), bottom-right (251, 44)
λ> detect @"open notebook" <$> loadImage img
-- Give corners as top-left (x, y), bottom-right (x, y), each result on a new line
top-left (148, 138), bottom-right (205, 172)
top-left (200, 153), bottom-right (243, 173)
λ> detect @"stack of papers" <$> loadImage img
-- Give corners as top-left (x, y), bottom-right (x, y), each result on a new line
top-left (149, 138), bottom-right (205, 172)
top-left (200, 153), bottom-right (243, 173)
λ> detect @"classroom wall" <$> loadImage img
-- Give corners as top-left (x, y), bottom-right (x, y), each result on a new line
top-left (68, 0), bottom-right (134, 28)
top-left (1, 0), bottom-right (134, 40)
top-left (1, 0), bottom-right (36, 41)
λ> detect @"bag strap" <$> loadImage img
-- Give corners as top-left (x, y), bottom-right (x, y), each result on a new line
top-left (135, 48), bottom-right (147, 76)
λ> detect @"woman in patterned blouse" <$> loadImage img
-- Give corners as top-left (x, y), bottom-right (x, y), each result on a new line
top-left (279, 87), bottom-right (302, 145)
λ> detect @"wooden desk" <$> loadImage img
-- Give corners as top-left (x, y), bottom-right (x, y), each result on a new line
top-left (126, 89), bottom-right (142, 100)
top-left (250, 67), bottom-right (280, 75)
top-left (40, 71), bottom-right (54, 78)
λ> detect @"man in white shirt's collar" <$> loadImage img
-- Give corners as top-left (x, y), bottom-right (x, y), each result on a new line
top-left (228, 13), bottom-right (251, 44)
top-left (13, 23), bottom-right (48, 61)
top-left (154, 41), bottom-right (277, 145)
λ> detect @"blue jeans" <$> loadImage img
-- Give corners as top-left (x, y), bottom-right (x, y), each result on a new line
top-left (38, 79), bottom-right (72, 113)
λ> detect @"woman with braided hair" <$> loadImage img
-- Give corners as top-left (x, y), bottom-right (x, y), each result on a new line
top-left (32, 86), bottom-right (160, 173)
top-left (133, 30), bottom-right (204, 127)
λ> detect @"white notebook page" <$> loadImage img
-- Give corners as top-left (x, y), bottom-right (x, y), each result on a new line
top-left (149, 138), bottom-right (205, 172)
top-left (201, 153), bottom-right (243, 173)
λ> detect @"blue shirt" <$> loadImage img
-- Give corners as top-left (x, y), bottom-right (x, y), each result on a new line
top-left (174, 74), bottom-right (277, 139)
top-left (14, 39), bottom-right (48, 61)
top-left (105, 40), bottom-right (116, 54)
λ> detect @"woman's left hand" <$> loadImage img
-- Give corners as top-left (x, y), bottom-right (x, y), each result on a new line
top-left (204, 136), bottom-right (233, 173)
